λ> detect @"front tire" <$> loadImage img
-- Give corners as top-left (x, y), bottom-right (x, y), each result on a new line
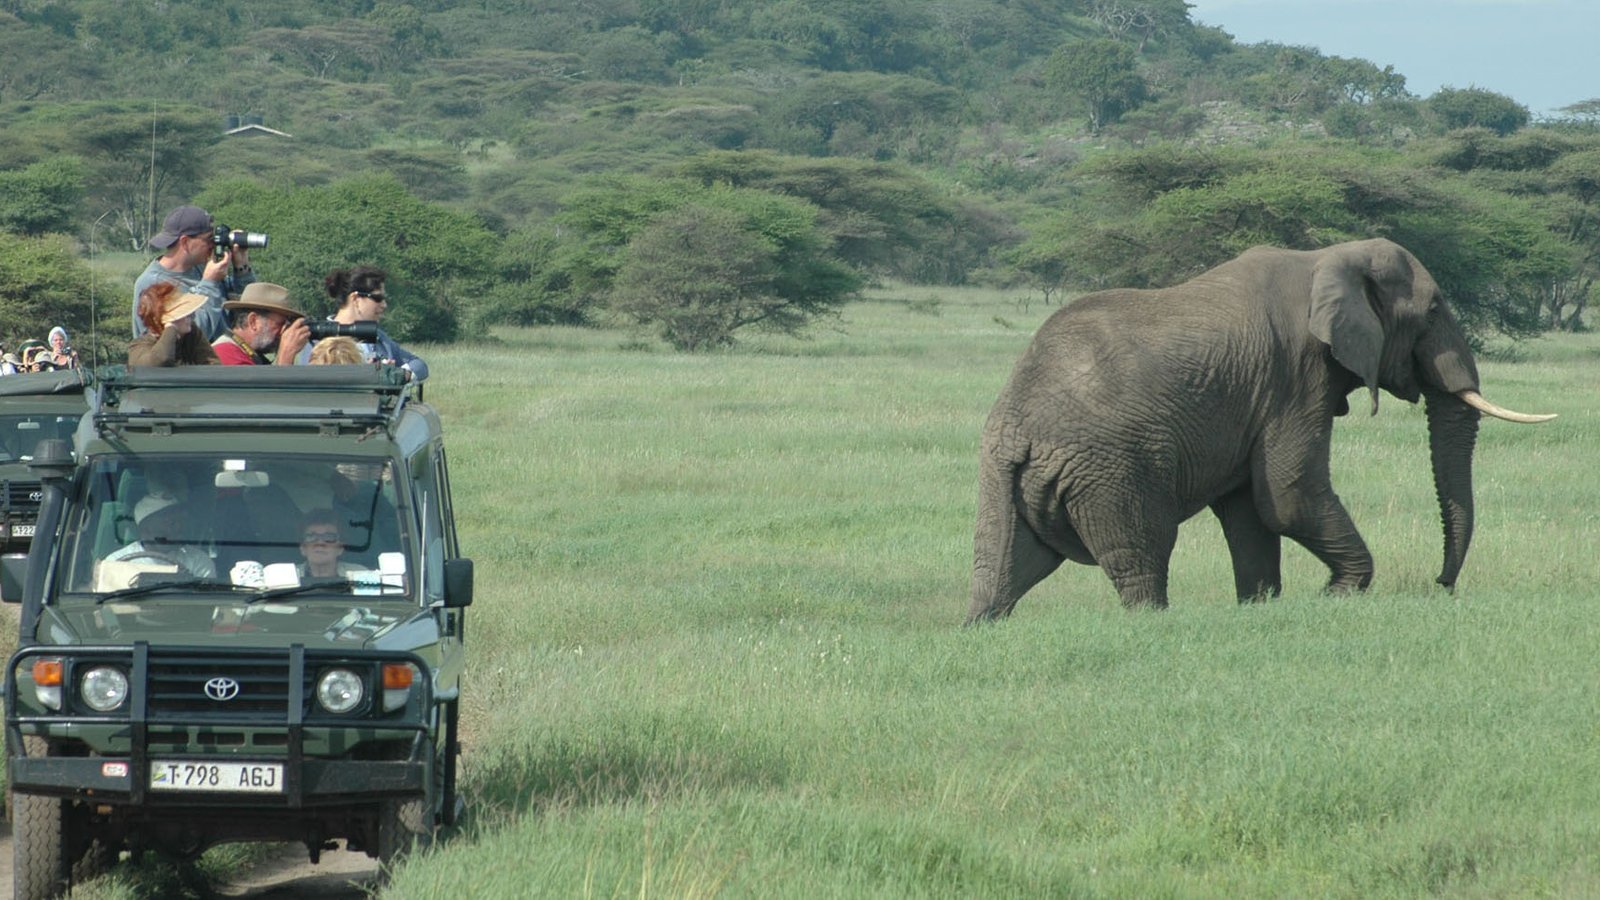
top-left (376, 796), bottom-right (432, 874)
top-left (12, 789), bottom-right (69, 900)
top-left (11, 737), bottom-right (114, 900)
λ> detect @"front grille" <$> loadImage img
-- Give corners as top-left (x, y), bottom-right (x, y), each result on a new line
top-left (148, 655), bottom-right (311, 718)
top-left (0, 479), bottom-right (41, 517)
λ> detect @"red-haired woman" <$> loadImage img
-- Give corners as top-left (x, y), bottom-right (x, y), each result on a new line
top-left (127, 281), bottom-right (221, 366)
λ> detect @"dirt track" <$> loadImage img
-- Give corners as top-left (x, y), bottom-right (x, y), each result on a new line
top-left (0, 816), bottom-right (380, 898)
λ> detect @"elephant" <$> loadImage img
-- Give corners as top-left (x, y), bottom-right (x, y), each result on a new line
top-left (968, 238), bottom-right (1555, 622)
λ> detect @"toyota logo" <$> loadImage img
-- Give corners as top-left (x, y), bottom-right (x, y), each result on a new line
top-left (204, 677), bottom-right (241, 701)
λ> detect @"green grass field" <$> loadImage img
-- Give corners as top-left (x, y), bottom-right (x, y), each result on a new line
top-left (62, 287), bottom-right (1600, 896)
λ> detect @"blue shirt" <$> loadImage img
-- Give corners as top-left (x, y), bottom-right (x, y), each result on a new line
top-left (132, 258), bottom-right (256, 342)
top-left (296, 318), bottom-right (429, 381)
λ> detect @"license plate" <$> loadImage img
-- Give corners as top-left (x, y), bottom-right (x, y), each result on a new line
top-left (149, 760), bottom-right (284, 793)
top-left (12, 525), bottom-right (33, 538)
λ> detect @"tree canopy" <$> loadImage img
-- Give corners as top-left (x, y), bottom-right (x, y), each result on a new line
top-left (0, 0), bottom-right (1596, 348)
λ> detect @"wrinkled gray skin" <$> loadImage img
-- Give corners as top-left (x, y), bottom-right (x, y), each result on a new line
top-left (969, 239), bottom-right (1514, 622)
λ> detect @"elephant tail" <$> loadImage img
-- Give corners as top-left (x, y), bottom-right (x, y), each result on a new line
top-left (967, 430), bottom-right (1061, 624)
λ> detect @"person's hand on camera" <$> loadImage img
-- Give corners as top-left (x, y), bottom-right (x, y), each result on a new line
top-left (276, 317), bottom-right (311, 365)
top-left (203, 248), bottom-right (232, 282)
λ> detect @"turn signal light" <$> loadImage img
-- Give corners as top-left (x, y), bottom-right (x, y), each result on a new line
top-left (381, 663), bottom-right (414, 690)
top-left (31, 659), bottom-right (63, 686)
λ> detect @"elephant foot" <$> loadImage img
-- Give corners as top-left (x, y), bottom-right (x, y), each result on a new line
top-left (1322, 573), bottom-right (1372, 595)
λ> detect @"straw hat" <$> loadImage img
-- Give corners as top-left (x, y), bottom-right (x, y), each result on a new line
top-left (223, 283), bottom-right (305, 320)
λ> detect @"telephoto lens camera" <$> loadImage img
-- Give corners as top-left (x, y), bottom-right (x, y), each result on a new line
top-left (212, 224), bottom-right (269, 260)
top-left (305, 321), bottom-right (380, 341)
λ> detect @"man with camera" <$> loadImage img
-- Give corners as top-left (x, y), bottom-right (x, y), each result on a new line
top-left (212, 283), bottom-right (311, 366)
top-left (132, 205), bottom-right (262, 342)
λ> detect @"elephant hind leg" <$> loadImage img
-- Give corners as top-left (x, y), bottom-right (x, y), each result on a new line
top-left (968, 476), bottom-right (1065, 624)
top-left (1071, 495), bottom-right (1177, 610)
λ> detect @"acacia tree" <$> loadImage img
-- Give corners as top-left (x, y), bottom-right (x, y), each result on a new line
top-left (1043, 38), bottom-right (1145, 133)
top-left (561, 177), bottom-right (861, 350)
top-left (1427, 87), bottom-right (1530, 135)
top-left (611, 205), bottom-right (784, 351)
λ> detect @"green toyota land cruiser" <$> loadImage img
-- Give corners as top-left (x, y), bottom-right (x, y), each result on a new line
top-left (3, 365), bottom-right (470, 899)
top-left (0, 369), bottom-right (91, 554)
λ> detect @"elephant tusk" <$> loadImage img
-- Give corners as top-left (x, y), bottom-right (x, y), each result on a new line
top-left (1457, 390), bottom-right (1557, 424)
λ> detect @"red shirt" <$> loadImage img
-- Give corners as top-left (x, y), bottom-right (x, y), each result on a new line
top-left (212, 335), bottom-right (263, 365)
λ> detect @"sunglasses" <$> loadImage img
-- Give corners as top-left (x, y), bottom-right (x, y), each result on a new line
top-left (301, 530), bottom-right (342, 544)
top-left (358, 292), bottom-right (388, 303)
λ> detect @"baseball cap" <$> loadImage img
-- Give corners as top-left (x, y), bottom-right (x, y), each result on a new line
top-left (149, 206), bottom-right (214, 250)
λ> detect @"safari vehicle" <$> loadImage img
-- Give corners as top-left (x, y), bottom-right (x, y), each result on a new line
top-left (3, 365), bottom-right (471, 900)
top-left (0, 369), bottom-right (90, 554)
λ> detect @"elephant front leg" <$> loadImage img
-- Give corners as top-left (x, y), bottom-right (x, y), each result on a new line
top-left (1255, 425), bottom-right (1375, 595)
top-left (1256, 482), bottom-right (1374, 593)
top-left (1210, 487), bottom-right (1282, 602)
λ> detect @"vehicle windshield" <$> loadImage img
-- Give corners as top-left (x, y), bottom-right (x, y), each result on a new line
top-left (55, 454), bottom-right (409, 598)
top-left (0, 413), bottom-right (81, 463)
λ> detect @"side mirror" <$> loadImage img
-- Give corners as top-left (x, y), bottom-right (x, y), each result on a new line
top-left (442, 558), bottom-right (473, 608)
top-left (1, 553), bottom-right (27, 603)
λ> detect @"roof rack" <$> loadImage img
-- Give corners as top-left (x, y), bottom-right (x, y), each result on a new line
top-left (90, 364), bottom-right (416, 436)
top-left (0, 367), bottom-right (92, 398)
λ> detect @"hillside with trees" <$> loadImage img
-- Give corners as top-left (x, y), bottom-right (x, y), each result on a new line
top-left (1, 0), bottom-right (1596, 352)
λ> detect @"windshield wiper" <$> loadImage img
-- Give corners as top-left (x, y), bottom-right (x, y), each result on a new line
top-left (96, 580), bottom-right (246, 604)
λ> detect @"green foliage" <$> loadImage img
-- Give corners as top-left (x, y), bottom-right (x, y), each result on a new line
top-left (554, 176), bottom-right (862, 348)
top-left (1013, 140), bottom-right (1582, 342)
top-left (1043, 38), bottom-right (1146, 133)
top-left (0, 0), bottom-right (1591, 346)
top-left (0, 157), bottom-right (84, 236)
top-left (0, 232), bottom-right (94, 347)
top-left (673, 150), bottom-right (1007, 283)
top-left (198, 175), bottom-right (498, 342)
top-left (1427, 87), bottom-right (1531, 136)
top-left (753, 71), bottom-right (961, 160)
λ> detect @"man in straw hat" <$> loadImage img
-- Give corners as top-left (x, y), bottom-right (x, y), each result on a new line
top-left (133, 204), bottom-right (256, 342)
top-left (213, 283), bottom-right (311, 366)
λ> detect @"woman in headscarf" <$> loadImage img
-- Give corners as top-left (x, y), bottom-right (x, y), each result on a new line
top-left (127, 281), bottom-right (220, 366)
top-left (47, 326), bottom-right (78, 368)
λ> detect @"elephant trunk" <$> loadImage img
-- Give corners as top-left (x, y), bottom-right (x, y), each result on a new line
top-left (1426, 390), bottom-right (1480, 589)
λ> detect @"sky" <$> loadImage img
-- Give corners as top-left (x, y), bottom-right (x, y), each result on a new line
top-left (1184, 0), bottom-right (1598, 117)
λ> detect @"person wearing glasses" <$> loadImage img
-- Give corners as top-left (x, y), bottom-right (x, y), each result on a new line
top-left (133, 205), bottom-right (255, 341)
top-left (295, 509), bottom-right (364, 580)
top-left (212, 283), bottom-right (312, 366)
top-left (311, 266), bottom-right (429, 381)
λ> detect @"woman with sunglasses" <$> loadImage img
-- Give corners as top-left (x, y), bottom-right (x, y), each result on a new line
top-left (314, 265), bottom-right (429, 381)
top-left (295, 509), bottom-right (365, 581)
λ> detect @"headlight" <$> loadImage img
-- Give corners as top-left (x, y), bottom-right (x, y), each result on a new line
top-left (316, 668), bottom-right (365, 714)
top-left (80, 666), bottom-right (129, 713)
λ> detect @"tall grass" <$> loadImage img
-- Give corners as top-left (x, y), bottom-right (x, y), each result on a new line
top-left (64, 285), bottom-right (1600, 897)
top-left (394, 288), bottom-right (1600, 897)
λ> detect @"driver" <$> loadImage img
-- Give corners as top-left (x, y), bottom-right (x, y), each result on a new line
top-left (105, 495), bottom-right (217, 580)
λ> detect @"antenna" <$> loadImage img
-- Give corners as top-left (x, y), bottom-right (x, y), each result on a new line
top-left (89, 208), bottom-right (117, 369)
top-left (148, 101), bottom-right (157, 243)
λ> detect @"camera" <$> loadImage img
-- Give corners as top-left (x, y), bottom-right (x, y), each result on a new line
top-left (212, 224), bottom-right (269, 260)
top-left (305, 321), bottom-right (380, 341)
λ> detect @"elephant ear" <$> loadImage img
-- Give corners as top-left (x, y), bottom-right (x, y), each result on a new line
top-left (1309, 247), bottom-right (1385, 416)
